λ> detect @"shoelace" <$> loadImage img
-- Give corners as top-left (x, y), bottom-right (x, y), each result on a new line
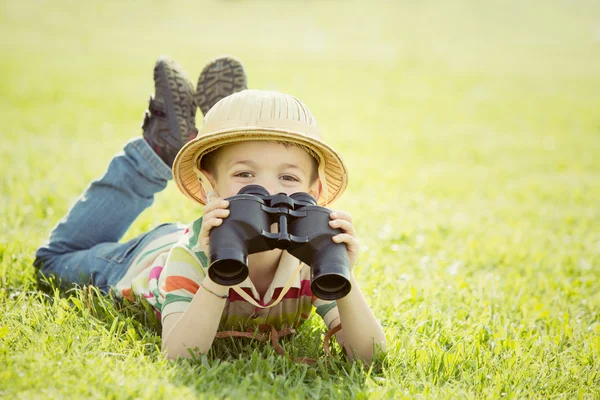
top-left (215, 323), bottom-right (342, 364)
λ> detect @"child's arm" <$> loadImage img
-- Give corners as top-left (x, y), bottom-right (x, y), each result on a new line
top-left (161, 276), bottom-right (228, 359)
top-left (327, 211), bottom-right (386, 363)
top-left (335, 274), bottom-right (386, 362)
top-left (161, 193), bottom-right (232, 359)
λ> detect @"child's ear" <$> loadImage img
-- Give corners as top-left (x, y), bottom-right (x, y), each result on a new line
top-left (308, 179), bottom-right (323, 201)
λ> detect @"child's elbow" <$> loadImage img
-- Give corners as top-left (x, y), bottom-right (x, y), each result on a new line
top-left (162, 340), bottom-right (210, 360)
top-left (162, 342), bottom-right (184, 360)
top-left (345, 335), bottom-right (387, 364)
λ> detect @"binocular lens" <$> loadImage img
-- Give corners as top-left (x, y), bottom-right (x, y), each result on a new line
top-left (208, 259), bottom-right (249, 285)
top-left (311, 275), bottom-right (352, 300)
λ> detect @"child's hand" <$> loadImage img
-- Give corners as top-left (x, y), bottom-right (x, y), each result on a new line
top-left (328, 210), bottom-right (359, 270)
top-left (198, 192), bottom-right (230, 254)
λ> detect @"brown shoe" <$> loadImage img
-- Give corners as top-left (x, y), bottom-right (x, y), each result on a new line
top-left (195, 56), bottom-right (248, 116)
top-left (142, 56), bottom-right (197, 167)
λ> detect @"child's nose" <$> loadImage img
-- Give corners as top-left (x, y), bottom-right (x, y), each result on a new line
top-left (265, 186), bottom-right (280, 196)
top-left (257, 179), bottom-right (280, 197)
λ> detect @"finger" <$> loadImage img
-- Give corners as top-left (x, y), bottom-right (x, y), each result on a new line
top-left (204, 208), bottom-right (230, 220)
top-left (329, 210), bottom-right (353, 223)
top-left (203, 197), bottom-right (229, 214)
top-left (203, 217), bottom-right (225, 230)
top-left (329, 219), bottom-right (356, 236)
top-left (199, 217), bottom-right (225, 239)
top-left (332, 234), bottom-right (360, 251)
top-left (200, 210), bottom-right (229, 238)
top-left (199, 221), bottom-right (222, 247)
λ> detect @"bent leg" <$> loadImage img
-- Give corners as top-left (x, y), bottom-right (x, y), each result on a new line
top-left (36, 223), bottom-right (182, 292)
top-left (34, 138), bottom-right (173, 289)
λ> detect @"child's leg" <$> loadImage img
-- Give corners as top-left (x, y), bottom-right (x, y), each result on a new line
top-left (34, 55), bottom-right (248, 293)
top-left (34, 138), bottom-right (177, 291)
top-left (34, 56), bottom-right (198, 292)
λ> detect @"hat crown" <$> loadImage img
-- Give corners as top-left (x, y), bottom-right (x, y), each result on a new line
top-left (199, 89), bottom-right (321, 139)
top-left (172, 89), bottom-right (348, 207)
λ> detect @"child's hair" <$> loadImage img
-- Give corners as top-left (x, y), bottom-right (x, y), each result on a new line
top-left (199, 140), bottom-right (320, 184)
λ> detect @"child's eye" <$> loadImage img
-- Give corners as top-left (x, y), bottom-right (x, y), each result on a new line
top-left (280, 175), bottom-right (299, 182)
top-left (234, 172), bottom-right (254, 178)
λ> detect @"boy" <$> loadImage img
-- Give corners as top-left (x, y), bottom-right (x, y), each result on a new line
top-left (34, 56), bottom-right (386, 363)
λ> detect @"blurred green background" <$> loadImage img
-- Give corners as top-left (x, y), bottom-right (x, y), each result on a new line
top-left (1, 0), bottom-right (599, 398)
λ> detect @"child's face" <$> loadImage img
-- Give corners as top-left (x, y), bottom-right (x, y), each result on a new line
top-left (202, 141), bottom-right (321, 200)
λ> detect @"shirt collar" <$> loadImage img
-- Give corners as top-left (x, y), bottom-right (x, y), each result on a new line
top-left (235, 250), bottom-right (302, 304)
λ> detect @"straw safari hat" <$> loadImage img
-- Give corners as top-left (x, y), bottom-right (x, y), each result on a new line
top-left (172, 89), bottom-right (348, 206)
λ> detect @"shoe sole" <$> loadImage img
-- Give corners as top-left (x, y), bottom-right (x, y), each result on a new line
top-left (154, 56), bottom-right (197, 148)
top-left (195, 56), bottom-right (248, 116)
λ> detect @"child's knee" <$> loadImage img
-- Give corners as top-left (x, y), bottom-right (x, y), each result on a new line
top-left (33, 245), bottom-right (72, 289)
top-left (33, 249), bottom-right (58, 290)
top-left (33, 245), bottom-right (52, 271)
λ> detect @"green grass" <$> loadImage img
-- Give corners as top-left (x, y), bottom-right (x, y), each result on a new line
top-left (1, 0), bottom-right (600, 398)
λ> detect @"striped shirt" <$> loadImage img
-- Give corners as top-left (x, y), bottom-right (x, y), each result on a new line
top-left (114, 217), bottom-right (340, 332)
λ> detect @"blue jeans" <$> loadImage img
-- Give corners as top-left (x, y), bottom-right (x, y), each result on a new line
top-left (34, 138), bottom-right (183, 293)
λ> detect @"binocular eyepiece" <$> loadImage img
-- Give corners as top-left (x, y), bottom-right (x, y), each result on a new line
top-left (207, 185), bottom-right (352, 300)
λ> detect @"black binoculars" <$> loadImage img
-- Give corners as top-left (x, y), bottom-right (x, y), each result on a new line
top-left (207, 185), bottom-right (351, 300)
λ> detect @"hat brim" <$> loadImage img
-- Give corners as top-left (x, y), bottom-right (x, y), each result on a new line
top-left (172, 127), bottom-right (348, 206)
